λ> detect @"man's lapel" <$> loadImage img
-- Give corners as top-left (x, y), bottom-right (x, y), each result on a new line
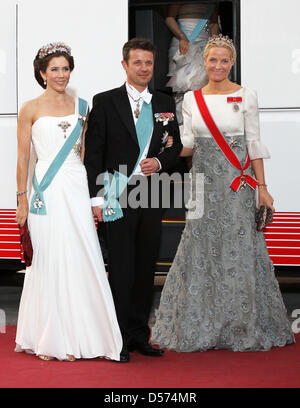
top-left (112, 84), bottom-right (138, 146)
top-left (148, 90), bottom-right (161, 155)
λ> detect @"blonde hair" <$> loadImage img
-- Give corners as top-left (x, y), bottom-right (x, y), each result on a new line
top-left (203, 35), bottom-right (236, 63)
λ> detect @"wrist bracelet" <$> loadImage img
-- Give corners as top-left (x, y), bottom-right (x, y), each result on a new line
top-left (258, 183), bottom-right (267, 187)
top-left (17, 190), bottom-right (27, 196)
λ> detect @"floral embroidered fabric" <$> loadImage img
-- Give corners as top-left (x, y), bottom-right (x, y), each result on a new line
top-left (151, 134), bottom-right (295, 352)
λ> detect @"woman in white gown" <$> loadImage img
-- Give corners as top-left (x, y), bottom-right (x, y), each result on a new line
top-left (165, 2), bottom-right (219, 125)
top-left (15, 43), bottom-right (123, 361)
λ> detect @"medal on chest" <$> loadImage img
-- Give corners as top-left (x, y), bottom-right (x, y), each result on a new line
top-left (58, 121), bottom-right (71, 138)
top-left (134, 99), bottom-right (141, 119)
top-left (227, 97), bottom-right (242, 112)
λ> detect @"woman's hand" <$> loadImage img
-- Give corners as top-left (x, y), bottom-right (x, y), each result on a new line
top-left (92, 205), bottom-right (103, 222)
top-left (179, 39), bottom-right (190, 55)
top-left (258, 186), bottom-right (275, 212)
top-left (166, 136), bottom-right (173, 148)
top-left (251, 159), bottom-right (275, 211)
top-left (16, 200), bottom-right (29, 227)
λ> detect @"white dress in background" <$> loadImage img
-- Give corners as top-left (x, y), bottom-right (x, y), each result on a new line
top-left (15, 98), bottom-right (123, 361)
top-left (167, 3), bottom-right (217, 124)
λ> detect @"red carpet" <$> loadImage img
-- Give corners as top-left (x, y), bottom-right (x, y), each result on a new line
top-left (0, 326), bottom-right (299, 388)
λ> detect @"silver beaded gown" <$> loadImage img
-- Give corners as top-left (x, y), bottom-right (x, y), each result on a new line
top-left (151, 89), bottom-right (295, 352)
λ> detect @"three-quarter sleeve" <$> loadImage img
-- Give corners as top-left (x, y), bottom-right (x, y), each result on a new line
top-left (181, 91), bottom-right (195, 149)
top-left (244, 88), bottom-right (271, 160)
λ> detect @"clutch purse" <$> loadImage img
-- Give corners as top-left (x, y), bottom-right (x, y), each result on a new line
top-left (255, 205), bottom-right (273, 231)
top-left (19, 220), bottom-right (33, 267)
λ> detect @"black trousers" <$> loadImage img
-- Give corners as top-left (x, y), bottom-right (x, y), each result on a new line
top-left (105, 176), bottom-right (163, 348)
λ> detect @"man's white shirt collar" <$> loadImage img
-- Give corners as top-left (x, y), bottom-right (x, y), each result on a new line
top-left (126, 82), bottom-right (152, 104)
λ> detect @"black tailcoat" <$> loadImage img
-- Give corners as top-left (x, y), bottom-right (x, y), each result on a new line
top-left (84, 84), bottom-right (182, 347)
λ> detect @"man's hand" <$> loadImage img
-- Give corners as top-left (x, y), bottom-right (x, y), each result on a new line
top-left (140, 158), bottom-right (160, 176)
top-left (92, 205), bottom-right (103, 222)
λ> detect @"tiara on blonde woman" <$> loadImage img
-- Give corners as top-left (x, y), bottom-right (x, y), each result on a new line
top-left (204, 34), bottom-right (236, 61)
top-left (38, 42), bottom-right (71, 59)
top-left (207, 34), bottom-right (234, 48)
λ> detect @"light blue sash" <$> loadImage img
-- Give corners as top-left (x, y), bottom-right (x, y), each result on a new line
top-left (103, 101), bottom-right (154, 222)
top-left (178, 4), bottom-right (215, 43)
top-left (30, 98), bottom-right (88, 215)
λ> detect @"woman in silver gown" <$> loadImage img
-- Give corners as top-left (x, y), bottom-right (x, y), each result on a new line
top-left (151, 35), bottom-right (295, 352)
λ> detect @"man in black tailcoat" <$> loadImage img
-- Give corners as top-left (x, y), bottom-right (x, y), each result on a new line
top-left (84, 38), bottom-right (182, 362)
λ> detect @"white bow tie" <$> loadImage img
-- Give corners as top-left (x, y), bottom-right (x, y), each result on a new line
top-left (127, 83), bottom-right (152, 104)
top-left (140, 92), bottom-right (152, 104)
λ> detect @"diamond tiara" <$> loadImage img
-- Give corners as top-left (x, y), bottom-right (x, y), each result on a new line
top-left (207, 34), bottom-right (235, 48)
top-left (38, 42), bottom-right (71, 59)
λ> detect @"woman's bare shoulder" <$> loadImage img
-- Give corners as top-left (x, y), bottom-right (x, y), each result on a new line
top-left (20, 97), bottom-right (38, 113)
top-left (19, 96), bottom-right (44, 120)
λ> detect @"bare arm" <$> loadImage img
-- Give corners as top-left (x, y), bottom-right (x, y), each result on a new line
top-left (209, 7), bottom-right (219, 35)
top-left (251, 158), bottom-right (275, 212)
top-left (16, 103), bottom-right (33, 226)
top-left (165, 4), bottom-right (190, 55)
top-left (80, 109), bottom-right (90, 162)
top-left (180, 147), bottom-right (194, 157)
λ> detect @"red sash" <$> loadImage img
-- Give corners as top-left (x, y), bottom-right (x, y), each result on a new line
top-left (194, 89), bottom-right (258, 192)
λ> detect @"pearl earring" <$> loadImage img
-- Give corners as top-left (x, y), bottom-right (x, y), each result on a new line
top-left (43, 79), bottom-right (47, 86)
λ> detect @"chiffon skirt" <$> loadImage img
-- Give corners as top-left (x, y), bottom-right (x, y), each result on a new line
top-left (167, 19), bottom-right (209, 124)
top-left (15, 158), bottom-right (122, 361)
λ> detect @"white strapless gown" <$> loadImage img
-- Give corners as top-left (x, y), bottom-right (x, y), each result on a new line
top-left (15, 98), bottom-right (122, 361)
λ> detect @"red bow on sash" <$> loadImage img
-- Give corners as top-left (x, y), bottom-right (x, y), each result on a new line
top-left (194, 89), bottom-right (258, 192)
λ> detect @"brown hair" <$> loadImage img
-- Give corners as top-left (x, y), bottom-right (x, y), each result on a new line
top-left (122, 38), bottom-right (155, 63)
top-left (33, 51), bottom-right (74, 89)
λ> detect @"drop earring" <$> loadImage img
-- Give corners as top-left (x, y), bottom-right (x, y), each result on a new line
top-left (43, 78), bottom-right (47, 86)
